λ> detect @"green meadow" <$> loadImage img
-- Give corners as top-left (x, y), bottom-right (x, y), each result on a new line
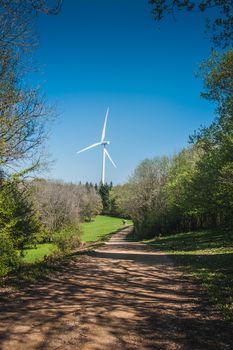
top-left (80, 215), bottom-right (132, 242)
top-left (22, 215), bottom-right (132, 263)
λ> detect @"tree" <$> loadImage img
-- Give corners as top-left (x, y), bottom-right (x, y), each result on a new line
top-left (98, 183), bottom-right (111, 214)
top-left (109, 184), bottom-right (133, 218)
top-left (0, 233), bottom-right (19, 277)
top-left (0, 1), bottom-right (62, 54)
top-left (81, 188), bottom-right (103, 221)
top-left (149, 0), bottom-right (233, 48)
top-left (125, 51), bottom-right (233, 236)
top-left (164, 146), bottom-right (201, 232)
top-left (0, 61), bottom-right (51, 172)
top-left (31, 180), bottom-right (82, 240)
top-left (0, 180), bottom-right (39, 251)
top-left (190, 49), bottom-right (233, 227)
top-left (0, 0), bottom-right (62, 176)
top-left (129, 156), bottom-right (172, 238)
top-left (0, 1), bottom-right (62, 275)
top-left (31, 180), bottom-right (103, 239)
top-left (199, 50), bottom-right (233, 118)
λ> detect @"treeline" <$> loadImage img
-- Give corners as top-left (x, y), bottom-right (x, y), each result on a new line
top-left (83, 182), bottom-right (130, 219)
top-left (32, 179), bottom-right (102, 237)
top-left (112, 50), bottom-right (233, 238)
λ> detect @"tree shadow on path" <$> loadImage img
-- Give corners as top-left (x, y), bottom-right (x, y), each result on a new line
top-left (0, 227), bottom-right (232, 350)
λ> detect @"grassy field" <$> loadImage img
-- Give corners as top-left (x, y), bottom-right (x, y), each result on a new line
top-left (145, 229), bottom-right (233, 321)
top-left (80, 215), bottom-right (132, 242)
top-left (22, 215), bottom-right (132, 263)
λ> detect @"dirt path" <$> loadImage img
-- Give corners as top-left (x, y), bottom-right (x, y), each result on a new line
top-left (0, 227), bottom-right (232, 350)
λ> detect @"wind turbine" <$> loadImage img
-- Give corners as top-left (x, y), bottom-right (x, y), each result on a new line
top-left (77, 108), bottom-right (116, 184)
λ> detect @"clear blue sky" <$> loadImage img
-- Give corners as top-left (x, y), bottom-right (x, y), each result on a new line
top-left (35, 0), bottom-right (215, 184)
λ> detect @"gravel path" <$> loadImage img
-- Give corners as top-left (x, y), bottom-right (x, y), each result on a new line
top-left (0, 227), bottom-right (232, 350)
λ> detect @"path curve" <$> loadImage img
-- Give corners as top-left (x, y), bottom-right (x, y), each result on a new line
top-left (0, 227), bottom-right (232, 350)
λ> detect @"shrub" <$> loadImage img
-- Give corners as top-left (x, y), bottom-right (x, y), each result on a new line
top-left (53, 228), bottom-right (81, 253)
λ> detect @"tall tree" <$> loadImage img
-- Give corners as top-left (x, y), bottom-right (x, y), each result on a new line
top-left (109, 184), bottom-right (133, 218)
top-left (0, 0), bottom-right (62, 275)
top-left (0, 0), bottom-right (62, 176)
top-left (98, 183), bottom-right (111, 214)
top-left (0, 180), bottom-right (39, 251)
top-left (190, 49), bottom-right (233, 227)
top-left (129, 157), bottom-right (172, 238)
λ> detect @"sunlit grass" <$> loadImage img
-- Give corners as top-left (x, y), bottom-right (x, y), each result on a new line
top-left (22, 243), bottom-right (58, 263)
top-left (80, 215), bottom-right (132, 242)
top-left (22, 215), bottom-right (132, 263)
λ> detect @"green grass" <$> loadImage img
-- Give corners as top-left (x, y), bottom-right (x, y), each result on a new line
top-left (22, 215), bottom-right (132, 263)
top-left (80, 215), bottom-right (132, 242)
top-left (145, 229), bottom-right (233, 321)
top-left (22, 243), bottom-right (58, 263)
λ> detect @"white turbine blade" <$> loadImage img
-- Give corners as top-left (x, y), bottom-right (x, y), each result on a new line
top-left (104, 148), bottom-right (116, 168)
top-left (101, 107), bottom-right (109, 142)
top-left (77, 142), bottom-right (101, 154)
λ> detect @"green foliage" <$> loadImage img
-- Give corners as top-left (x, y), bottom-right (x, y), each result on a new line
top-left (109, 184), bottom-right (132, 218)
top-left (98, 183), bottom-right (112, 214)
top-left (0, 234), bottom-right (19, 277)
top-left (128, 156), bottom-right (172, 238)
top-left (0, 179), bottom-right (39, 276)
top-left (0, 180), bottom-right (39, 251)
top-left (128, 50), bottom-right (233, 238)
top-left (190, 50), bottom-right (233, 227)
top-left (53, 228), bottom-right (81, 253)
top-left (0, 1), bottom-right (62, 279)
top-left (199, 50), bottom-right (233, 111)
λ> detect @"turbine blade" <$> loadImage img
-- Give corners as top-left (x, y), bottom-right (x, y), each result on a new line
top-left (101, 107), bottom-right (109, 142)
top-left (77, 142), bottom-right (101, 154)
top-left (105, 148), bottom-right (116, 168)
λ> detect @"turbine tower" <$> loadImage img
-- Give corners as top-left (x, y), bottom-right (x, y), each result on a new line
top-left (77, 108), bottom-right (116, 184)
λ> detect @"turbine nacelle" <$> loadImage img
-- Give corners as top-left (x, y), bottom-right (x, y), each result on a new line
top-left (77, 107), bottom-right (116, 184)
top-left (101, 141), bottom-right (110, 146)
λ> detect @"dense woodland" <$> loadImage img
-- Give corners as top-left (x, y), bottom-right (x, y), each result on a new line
top-left (0, 0), bottom-right (232, 276)
top-left (111, 49), bottom-right (233, 238)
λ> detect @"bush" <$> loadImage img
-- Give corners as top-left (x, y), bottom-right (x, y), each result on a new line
top-left (53, 228), bottom-right (81, 253)
top-left (0, 234), bottom-right (20, 277)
